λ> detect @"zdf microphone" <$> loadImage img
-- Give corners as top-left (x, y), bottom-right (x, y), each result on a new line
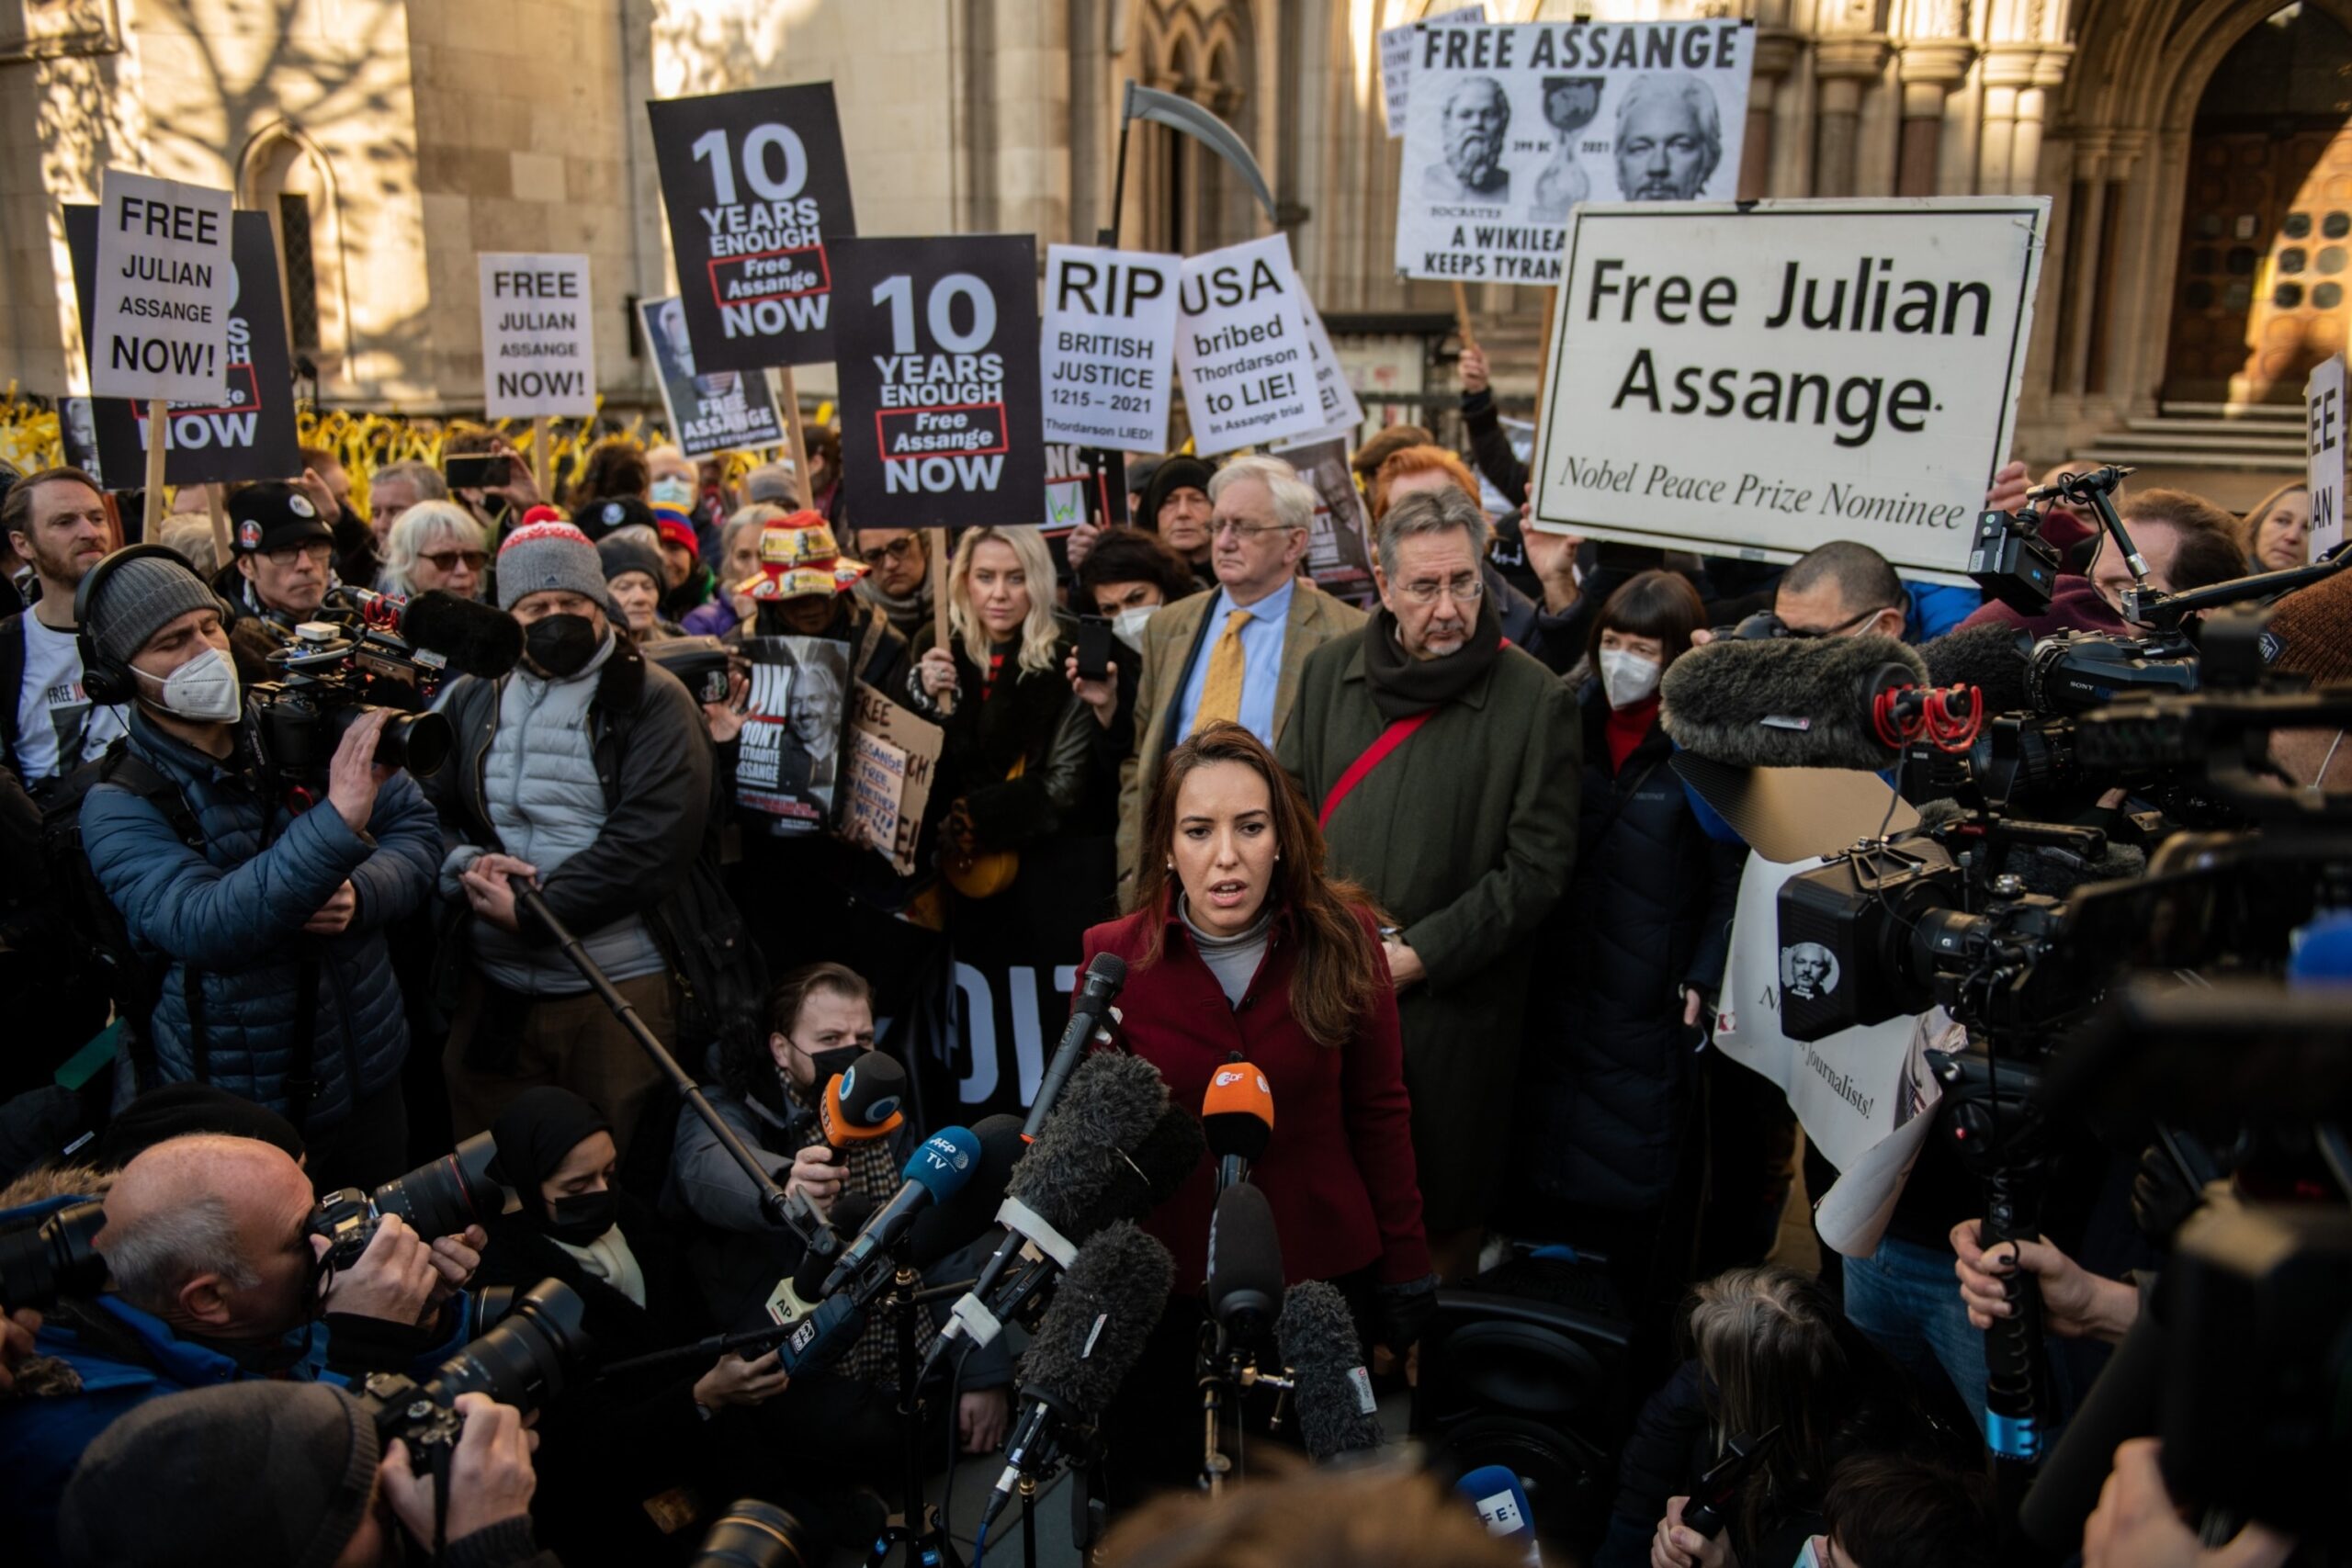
top-left (1023, 952), bottom-right (1127, 1141)
top-left (1202, 1058), bottom-right (1272, 1193)
top-left (1661, 633), bottom-right (1978, 770)
top-left (820, 1126), bottom-right (980, 1296)
top-left (983, 1221), bottom-right (1173, 1530)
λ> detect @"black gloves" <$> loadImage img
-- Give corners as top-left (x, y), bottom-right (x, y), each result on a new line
top-left (1375, 1272), bottom-right (1441, 1354)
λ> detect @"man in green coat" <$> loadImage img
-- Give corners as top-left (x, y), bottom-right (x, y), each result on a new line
top-left (1280, 485), bottom-right (1580, 1277)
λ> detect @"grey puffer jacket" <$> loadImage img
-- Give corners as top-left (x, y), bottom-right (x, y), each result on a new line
top-left (81, 709), bottom-right (440, 1130)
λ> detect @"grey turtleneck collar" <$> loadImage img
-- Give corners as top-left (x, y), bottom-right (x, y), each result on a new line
top-left (1177, 895), bottom-right (1272, 1008)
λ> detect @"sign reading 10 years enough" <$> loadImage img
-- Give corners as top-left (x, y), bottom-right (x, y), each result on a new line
top-left (1529, 197), bottom-right (2049, 582)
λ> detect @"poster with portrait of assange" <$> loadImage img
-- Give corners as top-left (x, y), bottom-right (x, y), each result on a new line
top-left (1395, 19), bottom-right (1752, 283)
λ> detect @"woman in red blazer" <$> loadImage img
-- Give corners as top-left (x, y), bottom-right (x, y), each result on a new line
top-left (1086, 722), bottom-right (1433, 1499)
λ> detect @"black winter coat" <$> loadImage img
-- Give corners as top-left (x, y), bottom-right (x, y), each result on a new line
top-left (1511, 687), bottom-right (1745, 1212)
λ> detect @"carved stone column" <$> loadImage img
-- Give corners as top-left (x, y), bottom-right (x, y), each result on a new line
top-left (1896, 39), bottom-right (1976, 196)
top-left (1742, 28), bottom-right (1805, 199)
top-left (1814, 35), bottom-right (1893, 197)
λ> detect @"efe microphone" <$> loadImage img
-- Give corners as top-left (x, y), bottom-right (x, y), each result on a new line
top-left (983, 1221), bottom-right (1173, 1529)
top-left (1455, 1465), bottom-right (1544, 1566)
top-left (1023, 952), bottom-right (1126, 1141)
top-left (1202, 1057), bottom-right (1272, 1194)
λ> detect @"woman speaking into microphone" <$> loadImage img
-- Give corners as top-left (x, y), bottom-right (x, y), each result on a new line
top-left (1084, 723), bottom-right (1433, 1499)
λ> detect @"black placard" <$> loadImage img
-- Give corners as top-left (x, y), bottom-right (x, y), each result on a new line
top-left (648, 83), bottom-right (857, 371)
top-left (832, 234), bottom-right (1046, 531)
top-left (65, 206), bottom-right (301, 489)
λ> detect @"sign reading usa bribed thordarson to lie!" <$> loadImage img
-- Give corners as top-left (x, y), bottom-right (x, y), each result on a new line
top-left (1530, 198), bottom-right (2051, 583)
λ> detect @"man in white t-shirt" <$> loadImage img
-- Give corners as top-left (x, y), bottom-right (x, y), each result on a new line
top-left (1, 467), bottom-right (128, 790)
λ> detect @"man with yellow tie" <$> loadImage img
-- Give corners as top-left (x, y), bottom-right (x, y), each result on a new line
top-left (1114, 455), bottom-right (1365, 899)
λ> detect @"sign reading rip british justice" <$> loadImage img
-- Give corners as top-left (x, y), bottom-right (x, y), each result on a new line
top-left (1530, 198), bottom-right (2049, 582)
top-left (648, 83), bottom-right (856, 371)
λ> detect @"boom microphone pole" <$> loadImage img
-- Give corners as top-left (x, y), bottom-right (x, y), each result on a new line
top-left (508, 876), bottom-right (840, 1266)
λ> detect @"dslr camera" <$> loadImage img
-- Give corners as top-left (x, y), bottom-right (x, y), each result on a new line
top-left (355, 1278), bottom-right (590, 1455)
top-left (250, 587), bottom-right (458, 780)
top-left (311, 1132), bottom-right (510, 1272)
top-left (0, 1199), bottom-right (107, 1312)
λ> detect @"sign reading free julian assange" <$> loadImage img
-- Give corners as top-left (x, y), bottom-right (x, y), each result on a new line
top-left (1530, 198), bottom-right (2050, 582)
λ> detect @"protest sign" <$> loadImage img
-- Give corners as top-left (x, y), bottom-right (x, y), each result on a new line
top-left (1395, 20), bottom-right (1752, 284)
top-left (1712, 851), bottom-right (1942, 1258)
top-left (639, 295), bottom-right (785, 458)
top-left (849, 681), bottom-right (942, 878)
top-left (1529, 198), bottom-right (2049, 581)
top-left (1381, 3), bottom-right (1487, 139)
top-left (737, 635), bottom-right (854, 835)
top-left (65, 207), bottom-right (300, 488)
top-left (2309, 355), bottom-right (2346, 558)
top-left (648, 83), bottom-right (856, 371)
top-left (833, 233), bottom-right (1046, 530)
top-left (87, 169), bottom-right (235, 403)
top-left (1173, 234), bottom-right (1325, 455)
top-left (1300, 300), bottom-right (1366, 445)
top-left (480, 254), bottom-right (595, 418)
top-left (1274, 434), bottom-right (1378, 602)
top-left (1043, 443), bottom-right (1130, 536)
top-left (1041, 243), bottom-right (1182, 452)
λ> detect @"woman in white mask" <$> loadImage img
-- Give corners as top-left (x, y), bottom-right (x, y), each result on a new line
top-left (1496, 570), bottom-right (1748, 1348)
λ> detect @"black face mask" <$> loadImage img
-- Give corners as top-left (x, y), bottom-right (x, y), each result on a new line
top-left (804, 1045), bottom-right (865, 1088)
top-left (542, 1189), bottom-right (620, 1246)
top-left (524, 614), bottom-right (601, 678)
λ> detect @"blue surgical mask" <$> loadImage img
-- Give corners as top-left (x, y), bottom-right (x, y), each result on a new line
top-left (650, 477), bottom-right (695, 506)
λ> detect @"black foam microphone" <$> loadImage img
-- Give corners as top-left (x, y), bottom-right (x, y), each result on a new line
top-left (1923, 622), bottom-right (2033, 715)
top-left (983, 1221), bottom-right (1173, 1529)
top-left (400, 589), bottom-right (525, 677)
top-left (1660, 634), bottom-right (1932, 770)
top-left (1204, 1181), bottom-right (1284, 1346)
top-left (1024, 953), bottom-right (1127, 1141)
top-left (923, 1054), bottom-right (1171, 1375)
top-left (1276, 1280), bottom-right (1385, 1461)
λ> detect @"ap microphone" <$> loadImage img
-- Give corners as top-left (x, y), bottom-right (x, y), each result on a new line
top-left (1275, 1280), bottom-right (1384, 1461)
top-left (1661, 633), bottom-right (1937, 771)
top-left (820, 1053), bottom-right (908, 1147)
top-left (1024, 953), bottom-right (1127, 1140)
top-left (983, 1221), bottom-right (1173, 1530)
top-left (1202, 1059), bottom-right (1273, 1194)
top-left (398, 588), bottom-right (526, 678)
top-left (1204, 1181), bottom-right (1284, 1346)
top-left (1455, 1465), bottom-right (1544, 1565)
top-left (820, 1126), bottom-right (981, 1295)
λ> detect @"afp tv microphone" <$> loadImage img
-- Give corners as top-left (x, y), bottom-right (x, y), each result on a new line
top-left (821, 1126), bottom-right (980, 1295)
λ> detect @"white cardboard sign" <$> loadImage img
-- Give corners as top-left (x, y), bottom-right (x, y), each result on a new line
top-left (1380, 3), bottom-right (1487, 139)
top-left (1041, 243), bottom-right (1182, 453)
top-left (1395, 19), bottom-right (1753, 284)
top-left (1299, 299), bottom-right (1366, 446)
top-left (1174, 234), bottom-right (1326, 456)
top-left (88, 169), bottom-right (235, 403)
top-left (480, 253), bottom-right (596, 418)
top-left (1530, 198), bottom-right (2050, 582)
top-left (2308, 355), bottom-right (2346, 559)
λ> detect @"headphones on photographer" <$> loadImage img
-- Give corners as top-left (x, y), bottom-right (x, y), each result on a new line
top-left (74, 543), bottom-right (205, 707)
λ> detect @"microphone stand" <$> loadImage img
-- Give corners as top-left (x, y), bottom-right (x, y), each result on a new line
top-left (508, 879), bottom-right (840, 1261)
top-left (862, 1269), bottom-right (975, 1568)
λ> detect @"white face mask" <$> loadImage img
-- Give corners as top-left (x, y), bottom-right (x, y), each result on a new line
top-left (650, 476), bottom-right (695, 506)
top-left (1794, 1538), bottom-right (1828, 1568)
top-left (1111, 604), bottom-right (1157, 652)
top-left (142, 645), bottom-right (242, 723)
top-left (1599, 648), bottom-right (1661, 710)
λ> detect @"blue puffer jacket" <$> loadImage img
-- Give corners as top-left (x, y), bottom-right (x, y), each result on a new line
top-left (80, 709), bottom-right (441, 1132)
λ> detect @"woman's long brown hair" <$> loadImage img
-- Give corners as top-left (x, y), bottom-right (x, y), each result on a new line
top-left (1128, 723), bottom-right (1387, 1049)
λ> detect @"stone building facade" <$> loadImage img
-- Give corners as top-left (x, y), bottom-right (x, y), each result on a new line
top-left (3, 0), bottom-right (2342, 480)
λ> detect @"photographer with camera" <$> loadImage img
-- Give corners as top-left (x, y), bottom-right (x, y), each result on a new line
top-left (56, 1380), bottom-right (555, 1568)
top-left (0, 1132), bottom-right (483, 1562)
top-left (74, 547), bottom-right (442, 1189)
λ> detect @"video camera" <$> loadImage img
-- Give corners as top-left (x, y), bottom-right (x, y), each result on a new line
top-left (354, 1276), bottom-right (590, 1456)
top-left (311, 1132), bottom-right (511, 1272)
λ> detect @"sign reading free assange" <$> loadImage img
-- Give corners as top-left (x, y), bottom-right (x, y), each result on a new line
top-left (1530, 198), bottom-right (2050, 581)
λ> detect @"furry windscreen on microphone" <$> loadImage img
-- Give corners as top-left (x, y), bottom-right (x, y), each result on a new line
top-left (1006, 1052), bottom-right (1170, 1234)
top-left (1275, 1280), bottom-right (1385, 1461)
top-left (1016, 1221), bottom-right (1172, 1418)
top-left (1912, 799), bottom-right (2149, 896)
top-left (1924, 622), bottom-right (2034, 716)
top-left (1095, 1106), bottom-right (1209, 1227)
top-left (1662, 633), bottom-right (1930, 771)
top-left (401, 589), bottom-right (525, 678)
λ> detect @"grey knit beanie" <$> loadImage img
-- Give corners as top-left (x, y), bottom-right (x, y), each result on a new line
top-left (497, 519), bottom-right (607, 611)
top-left (58, 1381), bottom-right (381, 1568)
top-left (87, 549), bottom-right (228, 670)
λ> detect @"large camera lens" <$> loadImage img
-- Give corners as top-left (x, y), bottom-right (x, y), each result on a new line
top-left (692, 1501), bottom-right (815, 1568)
top-left (423, 1278), bottom-right (591, 1415)
top-left (0, 1201), bottom-right (107, 1312)
top-left (329, 702), bottom-right (453, 777)
top-left (374, 1132), bottom-right (506, 1241)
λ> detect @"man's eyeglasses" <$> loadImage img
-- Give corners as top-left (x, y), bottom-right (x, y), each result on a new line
top-left (421, 549), bottom-right (490, 573)
top-left (1208, 519), bottom-right (1294, 541)
top-left (1395, 573), bottom-right (1485, 606)
top-left (263, 541), bottom-right (334, 568)
top-left (1781, 604), bottom-right (1898, 640)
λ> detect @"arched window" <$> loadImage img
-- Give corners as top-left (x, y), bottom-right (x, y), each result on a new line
top-left (238, 129), bottom-right (350, 380)
top-left (1138, 2), bottom-right (1255, 254)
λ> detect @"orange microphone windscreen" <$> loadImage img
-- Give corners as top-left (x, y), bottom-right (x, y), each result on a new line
top-left (1201, 1061), bottom-right (1273, 1164)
